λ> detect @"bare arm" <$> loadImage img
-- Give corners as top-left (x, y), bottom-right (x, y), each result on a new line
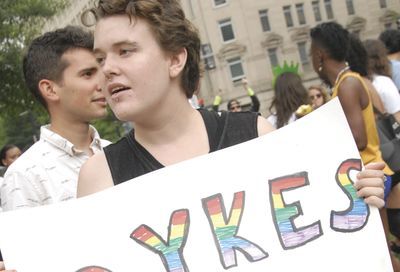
top-left (257, 116), bottom-right (275, 136)
top-left (77, 152), bottom-right (114, 197)
top-left (337, 77), bottom-right (368, 150)
top-left (242, 78), bottom-right (260, 112)
top-left (394, 112), bottom-right (400, 124)
top-left (0, 261), bottom-right (15, 272)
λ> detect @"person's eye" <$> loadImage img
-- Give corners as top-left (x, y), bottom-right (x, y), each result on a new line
top-left (120, 48), bottom-right (133, 56)
top-left (95, 55), bottom-right (105, 65)
top-left (83, 71), bottom-right (93, 77)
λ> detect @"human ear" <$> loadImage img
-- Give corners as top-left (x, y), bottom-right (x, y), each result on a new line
top-left (169, 48), bottom-right (187, 78)
top-left (38, 79), bottom-right (60, 103)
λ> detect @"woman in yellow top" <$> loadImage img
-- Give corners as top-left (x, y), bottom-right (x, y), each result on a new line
top-left (309, 22), bottom-right (392, 176)
top-left (310, 22), bottom-right (400, 270)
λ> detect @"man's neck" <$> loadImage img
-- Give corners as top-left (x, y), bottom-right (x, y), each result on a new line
top-left (49, 119), bottom-right (93, 155)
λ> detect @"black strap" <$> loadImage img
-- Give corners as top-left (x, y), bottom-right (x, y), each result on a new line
top-left (198, 109), bottom-right (228, 152)
top-left (217, 111), bottom-right (229, 150)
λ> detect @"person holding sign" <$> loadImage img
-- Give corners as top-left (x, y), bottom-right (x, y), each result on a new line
top-left (0, 2), bottom-right (388, 271)
top-left (309, 21), bottom-right (399, 270)
top-left (77, 0), bottom-right (385, 205)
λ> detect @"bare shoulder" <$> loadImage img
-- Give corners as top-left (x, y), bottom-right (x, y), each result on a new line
top-left (77, 152), bottom-right (114, 198)
top-left (338, 76), bottom-right (364, 98)
top-left (257, 115), bottom-right (275, 136)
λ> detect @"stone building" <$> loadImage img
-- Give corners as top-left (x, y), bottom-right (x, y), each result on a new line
top-left (45, 0), bottom-right (400, 115)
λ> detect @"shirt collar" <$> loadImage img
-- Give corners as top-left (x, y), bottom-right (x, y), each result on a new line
top-left (40, 125), bottom-right (103, 156)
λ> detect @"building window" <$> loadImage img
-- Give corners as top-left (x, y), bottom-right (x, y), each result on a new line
top-left (379, 0), bottom-right (387, 8)
top-left (201, 44), bottom-right (216, 70)
top-left (219, 18), bottom-right (235, 42)
top-left (259, 9), bottom-right (271, 32)
top-left (312, 1), bottom-right (322, 22)
top-left (324, 0), bottom-right (334, 19)
top-left (213, 0), bottom-right (227, 7)
top-left (346, 0), bottom-right (355, 15)
top-left (298, 42), bottom-right (309, 65)
top-left (268, 48), bottom-right (279, 68)
top-left (296, 3), bottom-right (306, 25)
top-left (227, 57), bottom-right (245, 82)
top-left (283, 6), bottom-right (294, 28)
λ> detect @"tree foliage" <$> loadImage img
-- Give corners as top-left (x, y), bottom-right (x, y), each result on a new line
top-left (0, 0), bottom-right (68, 117)
top-left (0, 0), bottom-right (68, 147)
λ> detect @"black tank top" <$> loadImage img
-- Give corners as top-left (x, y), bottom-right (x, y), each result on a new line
top-left (104, 109), bottom-right (259, 185)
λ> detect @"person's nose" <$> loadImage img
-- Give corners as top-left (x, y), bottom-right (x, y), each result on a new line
top-left (102, 54), bottom-right (120, 81)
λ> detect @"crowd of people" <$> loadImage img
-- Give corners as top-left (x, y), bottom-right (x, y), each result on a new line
top-left (0, 0), bottom-right (399, 270)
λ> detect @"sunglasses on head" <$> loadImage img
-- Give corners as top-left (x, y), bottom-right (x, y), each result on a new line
top-left (310, 93), bottom-right (322, 100)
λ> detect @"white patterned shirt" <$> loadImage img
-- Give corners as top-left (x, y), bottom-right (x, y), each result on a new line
top-left (1, 125), bottom-right (110, 212)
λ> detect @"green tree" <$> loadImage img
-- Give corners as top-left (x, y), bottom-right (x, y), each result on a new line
top-left (0, 0), bottom-right (65, 147)
top-left (0, 0), bottom-right (67, 118)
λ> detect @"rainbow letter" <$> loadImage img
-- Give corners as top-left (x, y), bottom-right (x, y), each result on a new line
top-left (269, 172), bottom-right (323, 249)
top-left (76, 266), bottom-right (112, 272)
top-left (131, 209), bottom-right (190, 272)
top-left (331, 159), bottom-right (370, 232)
top-left (202, 191), bottom-right (268, 269)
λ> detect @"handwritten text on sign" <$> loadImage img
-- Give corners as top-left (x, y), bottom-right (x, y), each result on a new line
top-left (0, 99), bottom-right (390, 272)
top-left (78, 159), bottom-right (368, 272)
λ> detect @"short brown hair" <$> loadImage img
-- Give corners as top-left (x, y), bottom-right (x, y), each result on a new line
top-left (23, 26), bottom-right (94, 110)
top-left (83, 0), bottom-right (201, 98)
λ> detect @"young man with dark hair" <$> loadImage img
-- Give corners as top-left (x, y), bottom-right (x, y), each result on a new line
top-left (0, 26), bottom-right (109, 212)
top-left (379, 29), bottom-right (400, 91)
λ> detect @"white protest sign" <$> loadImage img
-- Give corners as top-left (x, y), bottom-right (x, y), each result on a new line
top-left (0, 99), bottom-right (392, 271)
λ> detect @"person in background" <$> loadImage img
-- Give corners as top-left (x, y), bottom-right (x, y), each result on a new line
top-left (0, 26), bottom-right (111, 271)
top-left (212, 78), bottom-right (260, 112)
top-left (0, 144), bottom-right (22, 213)
top-left (267, 72), bottom-right (310, 129)
top-left (0, 26), bottom-right (110, 212)
top-left (307, 85), bottom-right (330, 109)
top-left (379, 29), bottom-right (400, 91)
top-left (346, 33), bottom-right (387, 116)
top-left (0, 144), bottom-right (21, 176)
top-left (363, 39), bottom-right (400, 123)
top-left (310, 22), bottom-right (399, 271)
top-left (364, 38), bottom-right (400, 257)
top-left (309, 22), bottom-right (391, 174)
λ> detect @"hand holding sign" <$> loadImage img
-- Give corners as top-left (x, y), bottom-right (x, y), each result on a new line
top-left (0, 100), bottom-right (391, 272)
